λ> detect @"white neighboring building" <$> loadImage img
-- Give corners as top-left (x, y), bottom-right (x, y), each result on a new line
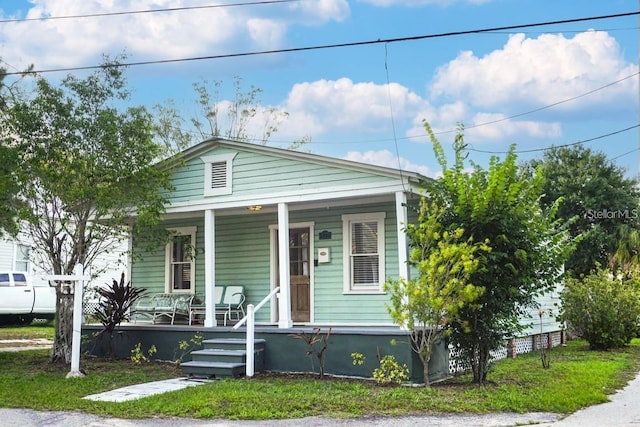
top-left (0, 228), bottom-right (128, 296)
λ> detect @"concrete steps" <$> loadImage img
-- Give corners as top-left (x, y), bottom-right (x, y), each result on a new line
top-left (180, 338), bottom-right (266, 379)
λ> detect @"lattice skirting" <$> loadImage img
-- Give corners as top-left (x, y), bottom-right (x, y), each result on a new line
top-left (448, 330), bottom-right (564, 375)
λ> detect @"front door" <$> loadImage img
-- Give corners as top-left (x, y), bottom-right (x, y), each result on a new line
top-left (289, 228), bottom-right (311, 322)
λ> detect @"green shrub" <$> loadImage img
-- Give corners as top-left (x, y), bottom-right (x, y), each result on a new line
top-left (560, 268), bottom-right (640, 350)
top-left (372, 355), bottom-right (409, 385)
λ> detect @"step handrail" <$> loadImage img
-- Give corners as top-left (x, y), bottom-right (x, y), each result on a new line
top-left (232, 286), bottom-right (280, 377)
top-left (232, 286), bottom-right (279, 330)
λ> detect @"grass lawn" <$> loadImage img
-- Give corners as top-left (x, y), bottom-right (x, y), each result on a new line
top-left (0, 324), bottom-right (639, 421)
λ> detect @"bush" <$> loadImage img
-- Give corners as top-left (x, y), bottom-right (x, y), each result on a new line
top-left (372, 355), bottom-right (409, 385)
top-left (560, 268), bottom-right (640, 350)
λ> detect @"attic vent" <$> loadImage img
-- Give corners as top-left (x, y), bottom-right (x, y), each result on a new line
top-left (210, 161), bottom-right (227, 188)
top-left (200, 152), bottom-right (237, 197)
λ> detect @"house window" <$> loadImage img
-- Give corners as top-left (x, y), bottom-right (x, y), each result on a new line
top-left (342, 213), bottom-right (386, 293)
top-left (201, 153), bottom-right (237, 196)
top-left (15, 244), bottom-right (31, 272)
top-left (165, 227), bottom-right (197, 293)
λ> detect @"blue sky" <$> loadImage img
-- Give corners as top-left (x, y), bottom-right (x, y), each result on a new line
top-left (1, 0), bottom-right (638, 178)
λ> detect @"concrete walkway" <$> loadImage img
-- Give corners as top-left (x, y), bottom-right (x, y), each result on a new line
top-left (84, 377), bottom-right (211, 402)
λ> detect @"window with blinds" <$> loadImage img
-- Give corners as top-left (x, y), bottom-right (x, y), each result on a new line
top-left (165, 227), bottom-right (196, 293)
top-left (342, 213), bottom-right (386, 293)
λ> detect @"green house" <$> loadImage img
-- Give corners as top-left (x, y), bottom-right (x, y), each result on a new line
top-left (88, 137), bottom-right (562, 382)
top-left (130, 137), bottom-right (425, 328)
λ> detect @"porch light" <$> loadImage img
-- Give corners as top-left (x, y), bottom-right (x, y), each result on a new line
top-left (247, 205), bottom-right (263, 211)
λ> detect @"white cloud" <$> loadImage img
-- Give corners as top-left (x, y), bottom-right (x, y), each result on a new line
top-left (290, 0), bottom-right (350, 24)
top-left (344, 149), bottom-right (436, 177)
top-left (465, 113), bottom-right (562, 141)
top-left (0, 0), bottom-right (350, 70)
top-left (278, 78), bottom-right (430, 137)
top-left (415, 30), bottom-right (638, 145)
top-left (430, 31), bottom-right (637, 111)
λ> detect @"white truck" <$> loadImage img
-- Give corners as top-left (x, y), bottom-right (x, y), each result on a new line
top-left (0, 272), bottom-right (56, 324)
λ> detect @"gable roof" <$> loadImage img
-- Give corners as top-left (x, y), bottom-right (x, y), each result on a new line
top-left (172, 137), bottom-right (430, 184)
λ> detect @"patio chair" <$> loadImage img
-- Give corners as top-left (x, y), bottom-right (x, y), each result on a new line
top-left (217, 285), bottom-right (246, 326)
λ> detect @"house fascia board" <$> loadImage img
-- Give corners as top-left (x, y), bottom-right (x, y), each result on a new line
top-left (164, 181), bottom-right (421, 215)
top-left (169, 138), bottom-right (430, 185)
top-left (159, 194), bottom-right (400, 220)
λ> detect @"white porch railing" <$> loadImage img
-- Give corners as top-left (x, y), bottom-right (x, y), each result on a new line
top-left (232, 286), bottom-right (280, 377)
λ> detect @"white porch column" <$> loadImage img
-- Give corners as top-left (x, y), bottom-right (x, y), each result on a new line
top-left (277, 202), bottom-right (293, 328)
top-left (395, 191), bottom-right (409, 281)
top-left (204, 208), bottom-right (217, 327)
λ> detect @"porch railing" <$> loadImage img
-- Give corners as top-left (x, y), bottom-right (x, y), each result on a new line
top-left (232, 286), bottom-right (280, 377)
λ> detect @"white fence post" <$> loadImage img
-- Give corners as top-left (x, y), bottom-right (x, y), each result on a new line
top-left (246, 304), bottom-right (255, 377)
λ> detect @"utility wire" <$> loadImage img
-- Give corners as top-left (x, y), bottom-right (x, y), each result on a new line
top-left (257, 71), bottom-right (639, 146)
top-left (1, 11), bottom-right (637, 76)
top-left (466, 124), bottom-right (640, 154)
top-left (0, 0), bottom-right (300, 24)
top-left (611, 147), bottom-right (639, 161)
top-left (434, 71), bottom-right (640, 136)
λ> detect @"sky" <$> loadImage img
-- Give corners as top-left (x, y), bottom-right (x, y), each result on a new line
top-left (0, 0), bottom-right (638, 179)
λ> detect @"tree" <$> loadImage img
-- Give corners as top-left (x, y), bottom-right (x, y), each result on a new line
top-left (0, 142), bottom-right (21, 237)
top-left (153, 75), bottom-right (307, 154)
top-left (424, 123), bottom-right (570, 384)
top-left (0, 63), bottom-right (32, 237)
top-left (385, 198), bottom-right (489, 386)
top-left (528, 146), bottom-right (640, 277)
top-left (2, 59), bottom-right (172, 364)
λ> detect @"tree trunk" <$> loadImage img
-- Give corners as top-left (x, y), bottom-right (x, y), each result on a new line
top-left (472, 343), bottom-right (491, 384)
top-left (422, 358), bottom-right (430, 387)
top-left (50, 283), bottom-right (75, 364)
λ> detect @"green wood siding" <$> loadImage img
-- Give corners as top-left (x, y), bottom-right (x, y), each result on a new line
top-left (131, 218), bottom-right (205, 295)
top-left (292, 202), bottom-right (400, 324)
top-left (131, 200), bottom-right (411, 325)
top-left (166, 147), bottom-right (403, 205)
top-left (214, 214), bottom-right (273, 323)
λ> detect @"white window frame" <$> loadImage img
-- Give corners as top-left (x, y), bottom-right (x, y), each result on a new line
top-left (14, 244), bottom-right (31, 273)
top-left (201, 153), bottom-right (237, 197)
top-left (165, 226), bottom-right (197, 294)
top-left (342, 212), bottom-right (386, 294)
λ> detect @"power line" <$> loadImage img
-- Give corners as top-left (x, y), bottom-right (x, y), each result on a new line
top-left (466, 124), bottom-right (640, 155)
top-left (611, 148), bottom-right (639, 161)
top-left (258, 71), bottom-right (639, 146)
top-left (2, 11), bottom-right (637, 77)
top-left (0, 0), bottom-right (300, 24)
top-left (434, 72), bottom-right (640, 137)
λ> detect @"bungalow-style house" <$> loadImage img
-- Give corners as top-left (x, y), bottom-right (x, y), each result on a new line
top-left (86, 137), bottom-right (564, 383)
top-left (131, 137), bottom-right (422, 328)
